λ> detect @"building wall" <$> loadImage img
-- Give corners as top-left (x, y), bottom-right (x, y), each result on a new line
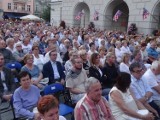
top-left (51, 0), bottom-right (160, 35)
top-left (1, 0), bottom-right (34, 14)
top-left (34, 0), bottom-right (51, 17)
top-left (50, 1), bottom-right (62, 26)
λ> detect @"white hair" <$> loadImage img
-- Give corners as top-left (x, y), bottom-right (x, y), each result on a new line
top-left (85, 77), bottom-right (99, 92)
top-left (6, 38), bottom-right (14, 45)
top-left (151, 60), bottom-right (160, 70)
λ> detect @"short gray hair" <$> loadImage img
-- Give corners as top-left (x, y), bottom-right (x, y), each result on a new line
top-left (85, 77), bottom-right (99, 92)
top-left (151, 60), bottom-right (160, 70)
top-left (6, 38), bottom-right (14, 45)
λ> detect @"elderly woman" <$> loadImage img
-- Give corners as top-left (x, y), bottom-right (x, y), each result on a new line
top-left (37, 95), bottom-right (66, 120)
top-left (13, 71), bottom-right (41, 119)
top-left (115, 41), bottom-right (122, 63)
top-left (119, 53), bottom-right (131, 74)
top-left (109, 72), bottom-right (154, 120)
top-left (13, 42), bottom-right (25, 64)
top-left (21, 54), bottom-right (44, 89)
top-left (6, 37), bottom-right (15, 53)
top-left (32, 45), bottom-right (45, 71)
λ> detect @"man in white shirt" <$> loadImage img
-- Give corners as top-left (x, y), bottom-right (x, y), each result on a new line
top-left (129, 62), bottom-right (160, 117)
top-left (143, 60), bottom-right (160, 107)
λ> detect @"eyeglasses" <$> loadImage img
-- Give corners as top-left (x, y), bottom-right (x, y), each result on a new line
top-left (75, 61), bottom-right (83, 64)
top-left (133, 68), bottom-right (143, 73)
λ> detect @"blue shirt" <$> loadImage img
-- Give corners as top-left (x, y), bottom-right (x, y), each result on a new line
top-left (21, 65), bottom-right (40, 79)
top-left (13, 85), bottom-right (40, 119)
top-left (130, 75), bottom-right (153, 103)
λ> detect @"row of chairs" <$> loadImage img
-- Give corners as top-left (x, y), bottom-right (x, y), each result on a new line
top-left (0, 83), bottom-right (74, 120)
top-left (0, 61), bottom-right (74, 119)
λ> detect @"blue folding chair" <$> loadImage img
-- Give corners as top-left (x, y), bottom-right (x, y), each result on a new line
top-left (43, 83), bottom-right (74, 116)
top-left (5, 62), bottom-right (22, 84)
top-left (5, 62), bottom-right (22, 70)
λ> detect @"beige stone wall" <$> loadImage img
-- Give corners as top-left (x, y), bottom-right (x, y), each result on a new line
top-left (51, 0), bottom-right (160, 35)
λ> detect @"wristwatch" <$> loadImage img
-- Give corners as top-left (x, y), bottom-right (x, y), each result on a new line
top-left (144, 95), bottom-right (149, 101)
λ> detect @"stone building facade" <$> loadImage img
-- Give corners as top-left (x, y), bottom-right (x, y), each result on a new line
top-left (50, 0), bottom-right (160, 35)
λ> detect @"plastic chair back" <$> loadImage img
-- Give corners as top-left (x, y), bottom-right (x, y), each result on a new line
top-left (5, 62), bottom-right (22, 70)
top-left (43, 83), bottom-right (64, 95)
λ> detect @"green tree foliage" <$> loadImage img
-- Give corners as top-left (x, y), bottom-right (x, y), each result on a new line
top-left (41, 6), bottom-right (50, 22)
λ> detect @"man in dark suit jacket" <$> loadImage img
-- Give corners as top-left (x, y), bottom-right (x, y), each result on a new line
top-left (0, 53), bottom-right (15, 101)
top-left (43, 50), bottom-right (65, 85)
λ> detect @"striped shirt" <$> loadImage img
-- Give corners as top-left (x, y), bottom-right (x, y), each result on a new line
top-left (74, 94), bottom-right (115, 120)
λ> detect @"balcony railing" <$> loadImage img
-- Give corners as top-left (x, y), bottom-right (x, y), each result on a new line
top-left (6, 9), bottom-right (31, 13)
top-left (13, 0), bottom-right (27, 3)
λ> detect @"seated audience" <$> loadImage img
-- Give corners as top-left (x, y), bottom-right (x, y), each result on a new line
top-left (0, 53), bottom-right (15, 102)
top-left (66, 57), bottom-right (88, 103)
top-left (129, 62), bottom-right (160, 117)
top-left (109, 72), bottom-right (154, 120)
top-left (140, 42), bottom-right (148, 62)
top-left (6, 37), bottom-right (15, 53)
top-left (43, 49), bottom-right (65, 85)
top-left (65, 49), bottom-right (78, 73)
top-left (78, 49), bottom-right (90, 71)
top-left (119, 53), bottom-right (131, 74)
top-left (115, 41), bottom-right (122, 63)
top-left (147, 40), bottom-right (159, 64)
top-left (21, 35), bottom-right (32, 54)
top-left (103, 52), bottom-right (119, 88)
top-left (74, 77), bottom-right (115, 120)
top-left (89, 53), bottom-right (108, 94)
top-left (13, 71), bottom-right (41, 119)
top-left (143, 61), bottom-right (160, 107)
top-left (132, 49), bottom-right (146, 71)
top-left (21, 54), bottom-right (44, 89)
top-left (44, 44), bottom-right (62, 64)
top-left (0, 40), bottom-right (15, 64)
top-left (98, 46), bottom-right (106, 67)
top-left (37, 95), bottom-right (66, 120)
top-left (121, 40), bottom-right (132, 56)
top-left (32, 45), bottom-right (45, 71)
top-left (13, 42), bottom-right (25, 65)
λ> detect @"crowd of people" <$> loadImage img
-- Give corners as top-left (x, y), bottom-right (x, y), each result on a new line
top-left (0, 19), bottom-right (160, 120)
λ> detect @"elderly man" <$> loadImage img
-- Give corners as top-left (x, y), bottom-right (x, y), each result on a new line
top-left (74, 77), bottom-right (115, 120)
top-left (0, 40), bottom-right (15, 64)
top-left (147, 40), bottom-right (159, 64)
top-left (66, 57), bottom-right (88, 103)
top-left (143, 60), bottom-right (160, 107)
top-left (129, 62), bottom-right (160, 117)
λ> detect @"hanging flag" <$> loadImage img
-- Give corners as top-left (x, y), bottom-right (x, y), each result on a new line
top-left (75, 11), bottom-right (84, 20)
top-left (93, 10), bottom-right (99, 21)
top-left (142, 8), bottom-right (149, 20)
top-left (113, 10), bottom-right (122, 22)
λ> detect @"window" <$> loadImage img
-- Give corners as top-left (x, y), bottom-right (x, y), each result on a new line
top-left (22, 4), bottom-right (25, 11)
top-left (14, 3), bottom-right (17, 10)
top-left (35, 5), bottom-right (38, 11)
top-left (8, 3), bottom-right (11, 10)
top-left (27, 5), bottom-right (30, 11)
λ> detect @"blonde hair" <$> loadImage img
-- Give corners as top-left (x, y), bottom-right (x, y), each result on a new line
top-left (78, 49), bottom-right (87, 56)
top-left (121, 53), bottom-right (130, 63)
top-left (23, 54), bottom-right (33, 64)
